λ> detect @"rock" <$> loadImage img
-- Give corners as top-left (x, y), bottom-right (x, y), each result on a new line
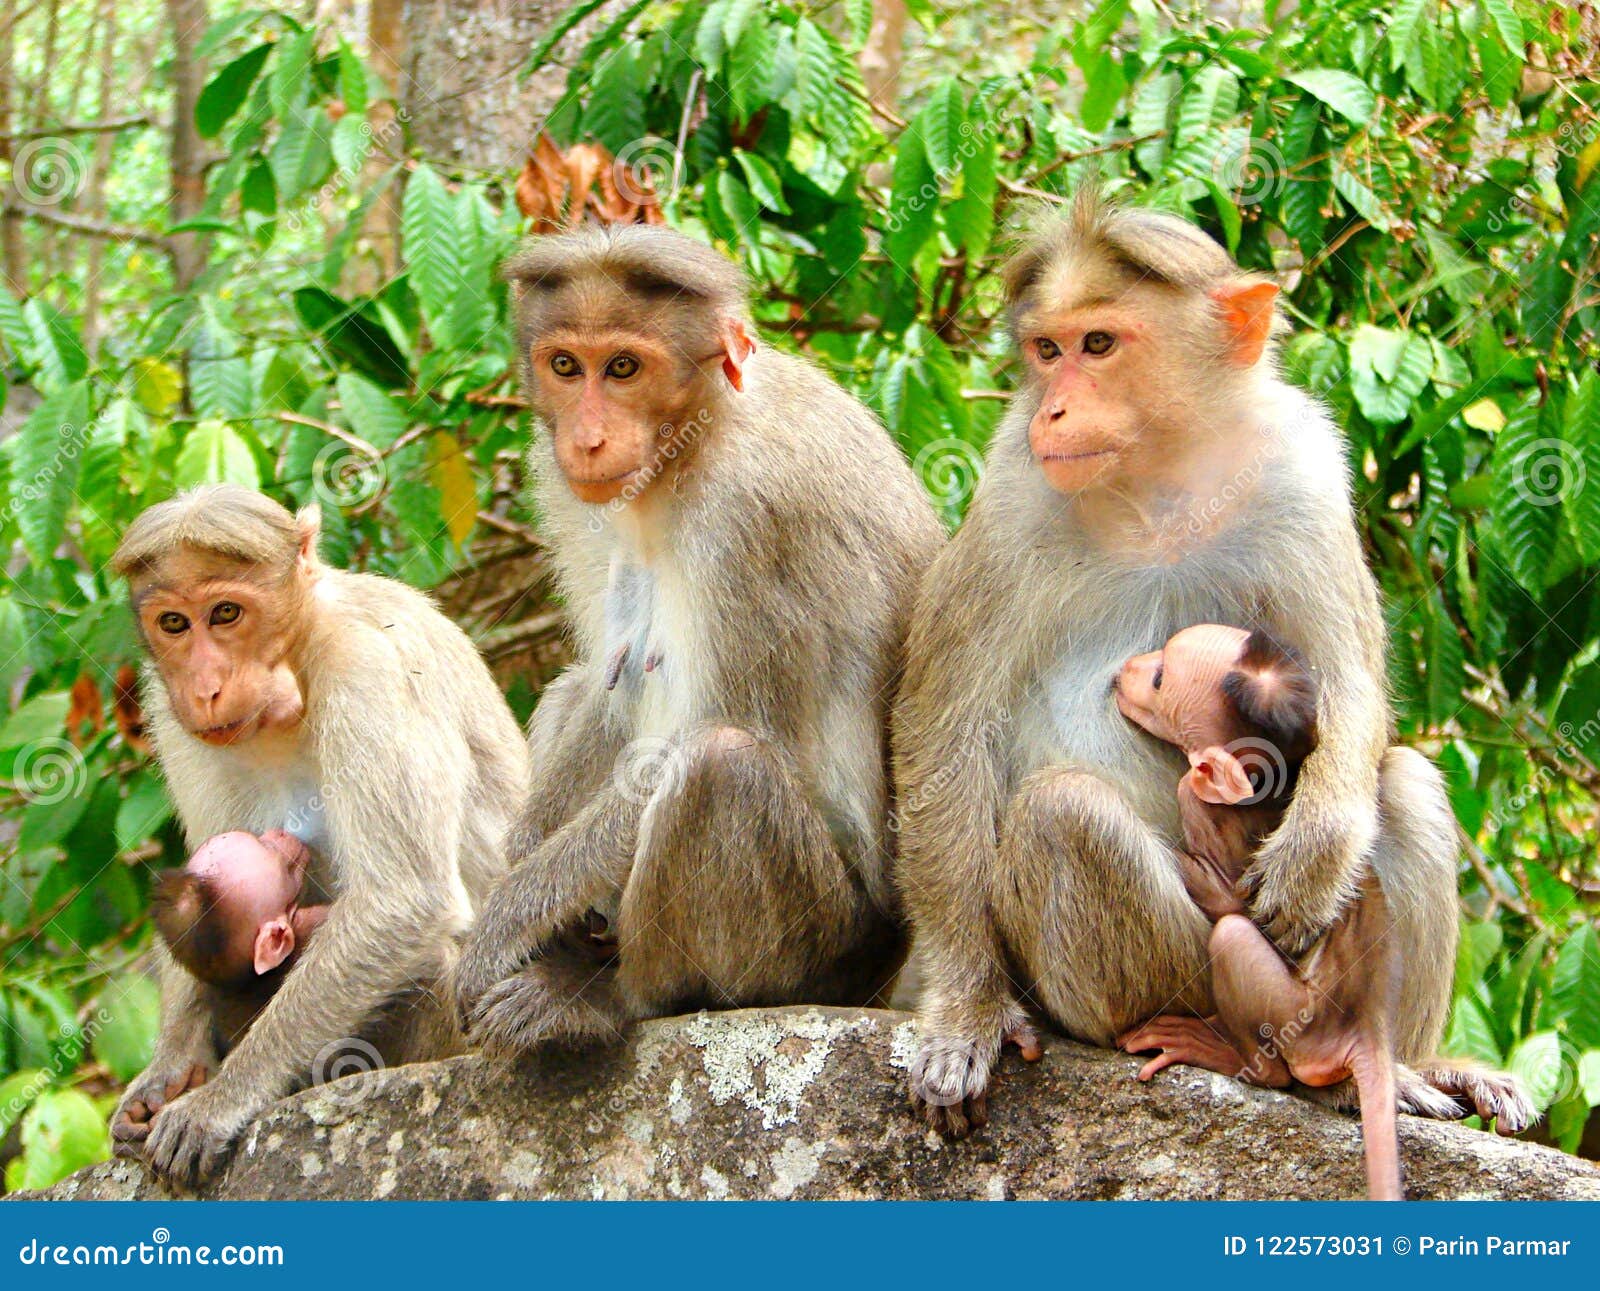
top-left (19, 1008), bottom-right (1600, 1201)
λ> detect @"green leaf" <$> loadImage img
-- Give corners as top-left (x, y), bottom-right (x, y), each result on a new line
top-left (0, 692), bottom-right (69, 751)
top-left (1507, 1031), bottom-right (1567, 1112)
top-left (196, 43), bottom-right (272, 138)
top-left (918, 79), bottom-right (966, 175)
top-left (1080, 50), bottom-right (1128, 135)
top-left (723, 0), bottom-right (762, 51)
top-left (1347, 326), bottom-right (1431, 424)
top-left (1387, 0), bottom-right (1429, 69)
top-left (1490, 403), bottom-right (1566, 590)
top-left (1480, 0), bottom-right (1524, 51)
top-left (8, 1089), bottom-right (107, 1192)
top-left (11, 380), bottom-right (89, 564)
top-left (1443, 993), bottom-right (1502, 1065)
top-left (883, 133), bottom-right (938, 270)
top-left (336, 372), bottom-right (407, 449)
top-left (270, 28), bottom-right (315, 118)
top-left (1175, 65), bottom-right (1238, 149)
top-left (0, 1070), bottom-right (46, 1141)
top-left (338, 39), bottom-right (368, 115)
top-left (948, 114), bottom-right (997, 261)
top-left (1130, 71), bottom-right (1179, 175)
top-left (1580, 1050), bottom-right (1600, 1106)
top-left (733, 151), bottom-right (789, 212)
top-left (92, 974), bottom-right (162, 1084)
top-left (114, 771), bottom-right (171, 854)
top-left (402, 165), bottom-right (465, 321)
top-left (1454, 919), bottom-right (1503, 995)
top-left (1285, 68), bottom-right (1376, 125)
top-left (1563, 370), bottom-right (1600, 561)
top-left (524, 0), bottom-right (609, 76)
top-left (174, 419), bottom-right (260, 490)
top-left (1551, 924), bottom-right (1600, 1049)
top-left (293, 287), bottom-right (408, 387)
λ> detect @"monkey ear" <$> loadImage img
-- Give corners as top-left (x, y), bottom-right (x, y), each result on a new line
top-left (721, 319), bottom-right (757, 392)
top-left (294, 505), bottom-right (322, 569)
top-left (1210, 281), bottom-right (1279, 367)
top-left (1187, 746), bottom-right (1256, 805)
top-left (253, 917), bottom-right (296, 975)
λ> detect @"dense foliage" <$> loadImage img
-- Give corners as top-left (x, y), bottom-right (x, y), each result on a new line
top-left (0, 0), bottom-right (1597, 1187)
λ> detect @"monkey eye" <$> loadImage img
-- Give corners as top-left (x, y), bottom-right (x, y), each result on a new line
top-left (1083, 330), bottom-right (1116, 356)
top-left (1151, 665), bottom-right (1163, 691)
top-left (606, 354), bottom-right (640, 379)
top-left (210, 601), bottom-right (242, 626)
top-left (1034, 337), bottom-right (1062, 361)
top-left (156, 611), bottom-right (189, 636)
top-left (550, 352), bottom-right (581, 377)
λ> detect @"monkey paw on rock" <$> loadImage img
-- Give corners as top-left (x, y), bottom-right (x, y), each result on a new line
top-left (909, 1033), bottom-right (997, 1138)
top-left (142, 1080), bottom-right (255, 1188)
top-left (111, 1060), bottom-right (209, 1155)
top-left (466, 960), bottom-right (624, 1058)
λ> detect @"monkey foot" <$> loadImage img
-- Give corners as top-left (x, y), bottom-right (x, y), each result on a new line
top-left (1118, 1015), bottom-right (1246, 1082)
top-left (1417, 1064), bottom-right (1537, 1135)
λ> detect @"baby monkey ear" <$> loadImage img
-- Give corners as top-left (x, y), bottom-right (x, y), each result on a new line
top-left (253, 916), bottom-right (297, 975)
top-left (1187, 745), bottom-right (1257, 805)
top-left (721, 319), bottom-right (757, 392)
top-left (294, 504), bottom-right (323, 570)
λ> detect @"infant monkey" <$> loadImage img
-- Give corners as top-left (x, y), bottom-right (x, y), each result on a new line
top-left (1113, 625), bottom-right (1404, 1201)
top-left (151, 830), bottom-right (329, 1052)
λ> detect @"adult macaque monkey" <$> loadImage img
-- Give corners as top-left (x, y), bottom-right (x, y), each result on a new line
top-left (109, 485), bottom-right (529, 1183)
top-left (452, 225), bottom-right (942, 1051)
top-left (894, 191), bottom-right (1531, 1136)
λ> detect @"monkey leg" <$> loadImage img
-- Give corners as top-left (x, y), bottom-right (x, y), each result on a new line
top-left (614, 724), bottom-right (892, 1019)
top-left (990, 768), bottom-right (1214, 1046)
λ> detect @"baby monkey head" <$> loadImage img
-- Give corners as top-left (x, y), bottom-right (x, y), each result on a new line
top-left (1115, 624), bottom-right (1318, 806)
top-left (151, 829), bottom-right (315, 986)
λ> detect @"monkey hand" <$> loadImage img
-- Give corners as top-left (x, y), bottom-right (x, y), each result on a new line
top-left (1242, 798), bottom-right (1373, 957)
top-left (142, 1079), bottom-right (257, 1188)
top-left (111, 1061), bottom-right (209, 1156)
top-left (908, 1030), bottom-right (998, 1139)
top-left (466, 958), bottom-right (622, 1057)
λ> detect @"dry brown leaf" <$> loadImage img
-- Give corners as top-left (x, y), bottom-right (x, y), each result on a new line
top-left (67, 673), bottom-right (103, 746)
top-left (114, 665), bottom-right (151, 754)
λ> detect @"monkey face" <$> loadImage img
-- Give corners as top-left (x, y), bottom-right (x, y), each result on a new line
top-left (1114, 623), bottom-right (1252, 752)
top-left (529, 331), bottom-right (713, 505)
top-left (187, 829), bottom-right (312, 977)
top-left (132, 551), bottom-right (306, 747)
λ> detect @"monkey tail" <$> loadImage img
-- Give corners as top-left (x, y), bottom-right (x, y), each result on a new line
top-left (1351, 1041), bottom-right (1402, 1201)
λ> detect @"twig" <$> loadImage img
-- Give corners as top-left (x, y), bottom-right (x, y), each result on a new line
top-left (0, 198), bottom-right (170, 247)
top-left (275, 410), bottom-right (382, 462)
top-left (0, 113), bottom-right (150, 140)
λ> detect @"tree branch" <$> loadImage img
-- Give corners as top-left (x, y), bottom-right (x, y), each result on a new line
top-left (0, 113), bottom-right (149, 140)
top-left (0, 197), bottom-right (170, 247)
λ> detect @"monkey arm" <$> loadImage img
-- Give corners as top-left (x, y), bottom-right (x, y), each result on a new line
top-left (1248, 517), bottom-right (1388, 956)
top-left (111, 944), bottom-right (219, 1151)
top-left (454, 783), bottom-right (640, 1025)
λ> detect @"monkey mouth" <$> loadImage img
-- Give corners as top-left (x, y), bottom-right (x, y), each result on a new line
top-left (1039, 449), bottom-right (1115, 463)
top-left (195, 717), bottom-right (255, 746)
top-left (567, 467), bottom-right (642, 489)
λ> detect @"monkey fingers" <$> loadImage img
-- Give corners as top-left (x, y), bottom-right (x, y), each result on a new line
top-left (1175, 851), bottom-right (1247, 921)
top-left (468, 955), bottom-right (627, 1057)
top-left (1118, 1016), bottom-right (1248, 1082)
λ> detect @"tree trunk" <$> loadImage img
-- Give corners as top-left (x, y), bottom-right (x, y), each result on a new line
top-left (0, 0), bottom-right (25, 294)
top-left (859, 0), bottom-right (908, 119)
top-left (346, 0), bottom-right (405, 294)
top-left (165, 0), bottom-right (208, 291)
top-left (82, 0), bottom-right (118, 355)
